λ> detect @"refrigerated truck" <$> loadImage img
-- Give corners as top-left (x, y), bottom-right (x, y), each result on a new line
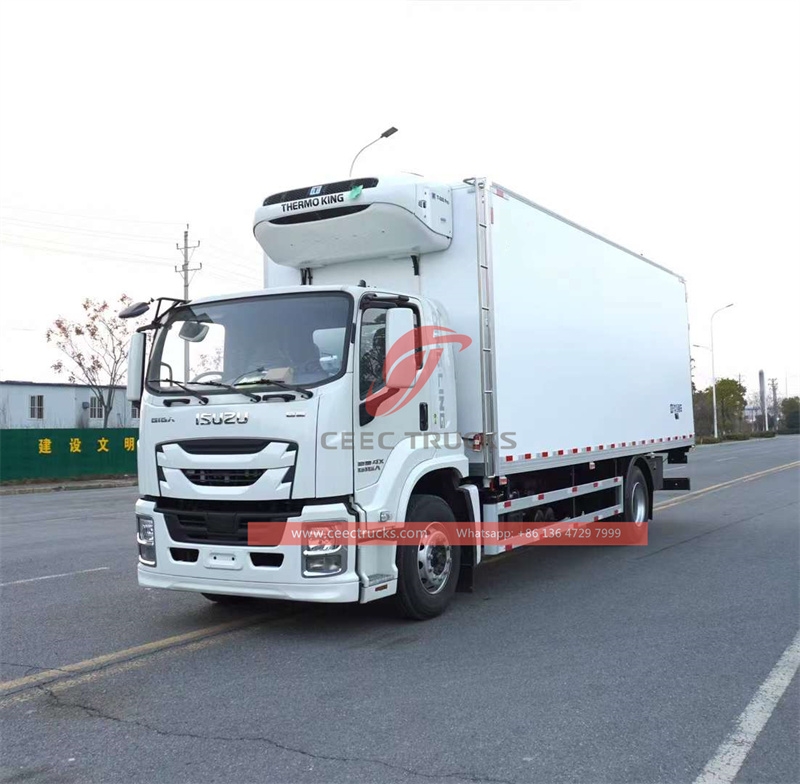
top-left (125, 175), bottom-right (693, 618)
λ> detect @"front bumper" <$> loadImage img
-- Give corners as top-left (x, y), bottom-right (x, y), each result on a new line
top-left (135, 498), bottom-right (360, 603)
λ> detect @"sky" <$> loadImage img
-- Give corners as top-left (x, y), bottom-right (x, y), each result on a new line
top-left (1, 0), bottom-right (798, 400)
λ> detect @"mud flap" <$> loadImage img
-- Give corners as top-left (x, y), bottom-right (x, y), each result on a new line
top-left (357, 543), bottom-right (398, 603)
top-left (456, 484), bottom-right (481, 593)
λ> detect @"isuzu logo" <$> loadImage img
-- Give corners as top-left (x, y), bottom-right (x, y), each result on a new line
top-left (196, 412), bottom-right (249, 425)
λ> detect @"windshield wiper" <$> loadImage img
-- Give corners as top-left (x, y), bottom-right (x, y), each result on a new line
top-left (188, 380), bottom-right (261, 402)
top-left (153, 378), bottom-right (209, 405)
top-left (234, 378), bottom-right (313, 399)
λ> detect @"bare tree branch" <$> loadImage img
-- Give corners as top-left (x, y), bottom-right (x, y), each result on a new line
top-left (47, 295), bottom-right (140, 427)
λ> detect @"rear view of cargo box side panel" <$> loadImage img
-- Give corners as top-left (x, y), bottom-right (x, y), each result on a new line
top-left (488, 188), bottom-right (694, 466)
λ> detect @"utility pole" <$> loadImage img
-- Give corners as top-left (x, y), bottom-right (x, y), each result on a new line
top-left (710, 303), bottom-right (734, 438)
top-left (769, 377), bottom-right (779, 430)
top-left (175, 224), bottom-right (201, 381)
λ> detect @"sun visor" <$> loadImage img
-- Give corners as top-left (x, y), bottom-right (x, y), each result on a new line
top-left (253, 176), bottom-right (452, 268)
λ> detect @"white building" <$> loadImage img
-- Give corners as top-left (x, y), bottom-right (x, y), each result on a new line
top-left (0, 381), bottom-right (139, 429)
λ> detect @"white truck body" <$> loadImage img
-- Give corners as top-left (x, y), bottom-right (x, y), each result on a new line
top-left (259, 176), bottom-right (694, 473)
top-left (130, 175), bottom-right (694, 617)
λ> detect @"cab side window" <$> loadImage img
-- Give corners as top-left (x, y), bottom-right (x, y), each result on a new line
top-left (359, 307), bottom-right (387, 398)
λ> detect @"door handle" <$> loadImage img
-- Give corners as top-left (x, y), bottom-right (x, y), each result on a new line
top-left (419, 402), bottom-right (429, 431)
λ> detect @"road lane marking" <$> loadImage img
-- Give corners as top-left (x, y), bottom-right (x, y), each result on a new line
top-left (0, 635), bottom-right (229, 709)
top-left (694, 628), bottom-right (800, 784)
top-left (0, 614), bottom-right (270, 695)
top-left (716, 456), bottom-right (738, 462)
top-left (0, 567), bottom-right (110, 587)
top-left (655, 460), bottom-right (800, 512)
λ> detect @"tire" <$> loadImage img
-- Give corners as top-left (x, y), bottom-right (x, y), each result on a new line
top-left (395, 494), bottom-right (461, 620)
top-left (624, 466), bottom-right (650, 523)
top-left (623, 465), bottom-right (650, 544)
top-left (201, 593), bottom-right (249, 605)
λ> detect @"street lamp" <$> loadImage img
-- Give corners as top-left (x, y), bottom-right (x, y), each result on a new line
top-left (349, 127), bottom-right (398, 178)
top-left (710, 303), bottom-right (734, 438)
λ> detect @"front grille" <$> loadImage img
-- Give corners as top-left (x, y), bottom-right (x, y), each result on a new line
top-left (182, 468), bottom-right (266, 487)
top-left (176, 439), bottom-right (273, 455)
top-left (157, 498), bottom-right (304, 545)
top-left (263, 178), bottom-right (378, 206)
top-left (154, 497), bottom-right (348, 546)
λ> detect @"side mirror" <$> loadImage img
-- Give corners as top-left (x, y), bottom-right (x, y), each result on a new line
top-left (179, 321), bottom-right (209, 342)
top-left (119, 301), bottom-right (151, 319)
top-left (126, 332), bottom-right (146, 402)
top-left (384, 307), bottom-right (416, 389)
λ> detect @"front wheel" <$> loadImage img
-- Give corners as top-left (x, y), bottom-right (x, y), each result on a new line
top-left (395, 494), bottom-right (461, 620)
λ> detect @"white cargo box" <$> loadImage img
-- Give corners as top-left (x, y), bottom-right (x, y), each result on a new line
top-left (255, 176), bottom-right (695, 477)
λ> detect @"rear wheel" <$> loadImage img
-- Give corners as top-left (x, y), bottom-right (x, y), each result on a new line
top-left (624, 466), bottom-right (650, 523)
top-left (395, 494), bottom-right (461, 620)
top-left (623, 465), bottom-right (650, 544)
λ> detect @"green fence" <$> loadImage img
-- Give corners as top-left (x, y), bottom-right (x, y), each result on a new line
top-left (0, 428), bottom-right (138, 482)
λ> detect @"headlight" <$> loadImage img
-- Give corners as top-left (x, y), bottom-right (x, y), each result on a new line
top-left (302, 543), bottom-right (346, 577)
top-left (136, 514), bottom-right (156, 566)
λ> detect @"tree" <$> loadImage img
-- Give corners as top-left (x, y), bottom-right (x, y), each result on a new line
top-left (692, 387), bottom-right (713, 436)
top-left (46, 295), bottom-right (140, 427)
top-left (715, 378), bottom-right (747, 435)
top-left (781, 396), bottom-right (800, 432)
top-left (693, 378), bottom-right (746, 436)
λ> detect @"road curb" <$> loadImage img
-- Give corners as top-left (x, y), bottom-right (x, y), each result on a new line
top-left (0, 479), bottom-right (137, 496)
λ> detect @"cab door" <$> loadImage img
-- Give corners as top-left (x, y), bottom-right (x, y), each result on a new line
top-left (354, 299), bottom-right (424, 493)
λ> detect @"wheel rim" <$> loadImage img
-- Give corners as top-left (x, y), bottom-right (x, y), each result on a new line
top-left (631, 481), bottom-right (647, 523)
top-left (417, 526), bottom-right (452, 595)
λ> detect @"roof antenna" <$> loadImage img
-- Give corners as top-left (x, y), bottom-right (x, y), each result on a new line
top-left (349, 127), bottom-right (398, 178)
top-left (357, 279), bottom-right (367, 287)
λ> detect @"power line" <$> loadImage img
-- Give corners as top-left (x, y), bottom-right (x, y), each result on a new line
top-left (0, 215), bottom-right (174, 243)
top-left (0, 237), bottom-right (175, 267)
top-left (204, 241), bottom-right (261, 265)
top-left (0, 204), bottom-right (183, 226)
top-left (199, 250), bottom-right (261, 277)
top-left (0, 232), bottom-right (176, 262)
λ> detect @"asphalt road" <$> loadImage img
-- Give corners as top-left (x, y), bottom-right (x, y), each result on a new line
top-left (1, 437), bottom-right (798, 784)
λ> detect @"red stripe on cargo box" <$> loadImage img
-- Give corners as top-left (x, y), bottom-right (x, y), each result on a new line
top-left (505, 455), bottom-right (513, 462)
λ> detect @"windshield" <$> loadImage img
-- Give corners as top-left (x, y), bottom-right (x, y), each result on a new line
top-left (147, 292), bottom-right (352, 393)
